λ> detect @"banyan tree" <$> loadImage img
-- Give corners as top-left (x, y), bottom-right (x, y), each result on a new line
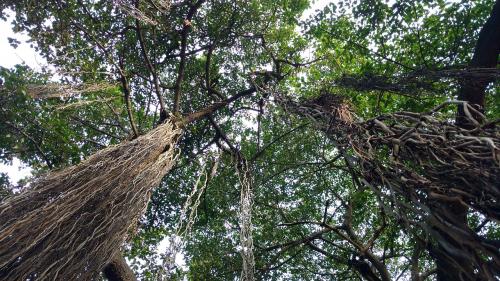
top-left (0, 0), bottom-right (499, 280)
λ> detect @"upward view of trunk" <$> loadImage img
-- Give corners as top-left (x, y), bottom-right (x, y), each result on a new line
top-left (0, 119), bottom-right (181, 280)
top-left (276, 92), bottom-right (500, 280)
top-left (436, 1), bottom-right (500, 280)
top-left (457, 0), bottom-right (500, 126)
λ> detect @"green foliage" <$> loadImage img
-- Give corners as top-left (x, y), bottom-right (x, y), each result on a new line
top-left (0, 65), bottom-right (127, 170)
top-left (0, 0), bottom-right (498, 280)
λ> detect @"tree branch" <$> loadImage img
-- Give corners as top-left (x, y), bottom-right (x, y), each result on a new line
top-left (178, 86), bottom-right (256, 126)
top-left (135, 16), bottom-right (167, 122)
top-left (4, 121), bottom-right (53, 169)
top-left (172, 0), bottom-right (206, 114)
top-left (119, 74), bottom-right (140, 138)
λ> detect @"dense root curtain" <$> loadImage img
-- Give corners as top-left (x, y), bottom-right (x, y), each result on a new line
top-left (277, 93), bottom-right (500, 280)
top-left (0, 119), bottom-right (181, 280)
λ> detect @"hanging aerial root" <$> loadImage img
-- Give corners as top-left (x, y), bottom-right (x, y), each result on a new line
top-left (158, 153), bottom-right (218, 280)
top-left (237, 159), bottom-right (255, 281)
top-left (0, 119), bottom-right (182, 281)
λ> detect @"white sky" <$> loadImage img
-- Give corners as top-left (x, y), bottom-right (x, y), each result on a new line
top-left (0, 11), bottom-right (45, 69)
top-left (0, 11), bottom-right (42, 185)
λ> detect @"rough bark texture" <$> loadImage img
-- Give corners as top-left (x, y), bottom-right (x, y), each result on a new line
top-left (0, 120), bottom-right (181, 280)
top-left (457, 0), bottom-right (500, 125)
top-left (277, 93), bottom-right (500, 280)
top-left (103, 252), bottom-right (137, 281)
top-left (436, 1), bottom-right (500, 280)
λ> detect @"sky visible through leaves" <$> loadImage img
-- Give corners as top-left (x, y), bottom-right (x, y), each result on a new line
top-left (0, 0), bottom-right (333, 184)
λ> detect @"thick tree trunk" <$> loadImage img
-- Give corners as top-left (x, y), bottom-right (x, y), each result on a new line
top-left (0, 84), bottom-right (252, 280)
top-left (457, 0), bottom-right (500, 126)
top-left (435, 1), bottom-right (500, 280)
top-left (103, 252), bottom-right (137, 281)
top-left (0, 120), bottom-right (181, 280)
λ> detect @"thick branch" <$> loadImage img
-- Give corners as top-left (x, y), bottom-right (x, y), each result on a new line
top-left (179, 86), bottom-right (256, 126)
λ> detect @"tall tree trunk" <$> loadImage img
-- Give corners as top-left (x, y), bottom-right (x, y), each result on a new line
top-left (275, 86), bottom-right (499, 280)
top-left (0, 120), bottom-right (181, 280)
top-left (0, 86), bottom-right (253, 280)
top-left (457, 0), bottom-right (500, 126)
top-left (435, 1), bottom-right (500, 280)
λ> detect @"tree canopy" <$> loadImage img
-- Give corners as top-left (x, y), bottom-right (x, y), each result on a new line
top-left (0, 0), bottom-right (498, 280)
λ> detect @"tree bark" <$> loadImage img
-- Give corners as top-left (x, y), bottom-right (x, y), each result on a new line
top-left (457, 0), bottom-right (500, 125)
top-left (0, 121), bottom-right (181, 280)
top-left (0, 86), bottom-right (254, 280)
top-left (435, 1), bottom-right (500, 280)
top-left (103, 252), bottom-right (137, 281)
